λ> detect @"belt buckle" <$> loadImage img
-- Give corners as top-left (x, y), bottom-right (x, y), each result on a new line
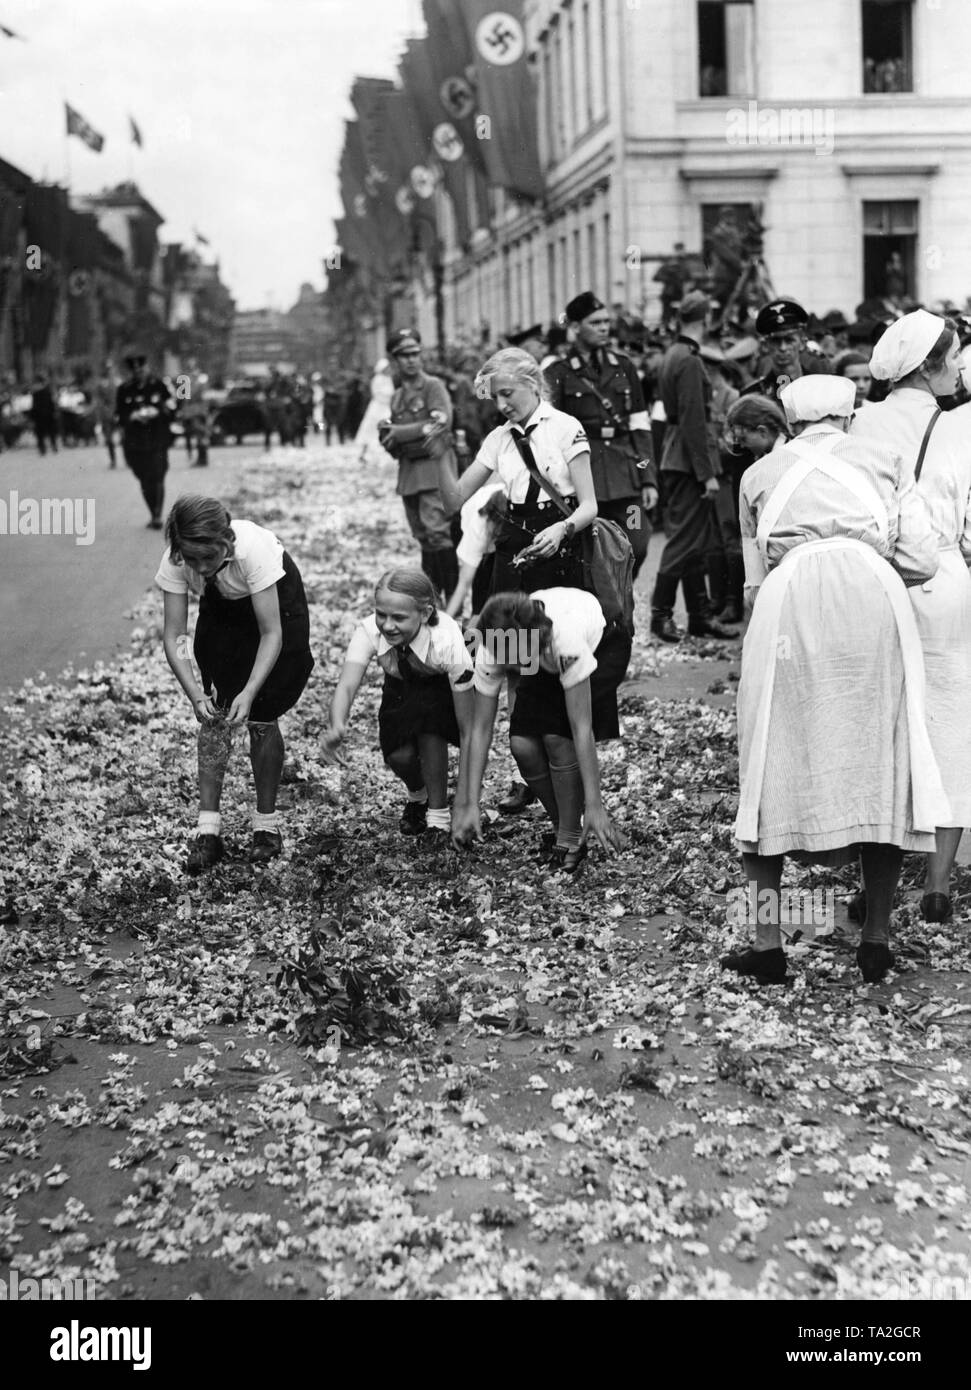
top-left (601, 426), bottom-right (615, 440)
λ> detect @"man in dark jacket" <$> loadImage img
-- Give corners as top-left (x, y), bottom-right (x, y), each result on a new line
top-left (741, 299), bottom-right (831, 403)
top-left (546, 291), bottom-right (658, 579)
top-left (650, 292), bottom-right (738, 642)
top-left (115, 354), bottom-right (175, 529)
top-left (30, 374), bottom-right (58, 455)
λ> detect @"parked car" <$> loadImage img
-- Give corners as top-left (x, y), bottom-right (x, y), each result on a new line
top-left (212, 385), bottom-right (266, 444)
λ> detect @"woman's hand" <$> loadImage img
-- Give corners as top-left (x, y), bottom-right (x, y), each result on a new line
top-left (321, 726), bottom-right (345, 764)
top-left (529, 521), bottom-right (571, 559)
top-left (582, 805), bottom-right (626, 854)
top-left (227, 689), bottom-right (255, 726)
top-left (451, 802), bottom-right (483, 848)
top-left (191, 692), bottom-right (219, 724)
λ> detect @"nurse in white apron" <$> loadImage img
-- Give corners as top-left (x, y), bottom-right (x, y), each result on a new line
top-left (725, 375), bottom-right (946, 986)
top-left (851, 310), bottom-right (971, 923)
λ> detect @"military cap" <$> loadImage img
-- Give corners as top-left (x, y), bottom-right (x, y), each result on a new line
top-left (387, 328), bottom-right (422, 355)
top-left (506, 323), bottom-right (544, 347)
top-left (678, 290), bottom-right (714, 323)
top-left (565, 291), bottom-right (605, 323)
top-left (755, 299), bottom-right (810, 336)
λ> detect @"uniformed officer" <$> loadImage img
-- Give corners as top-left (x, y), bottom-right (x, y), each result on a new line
top-left (546, 292), bottom-right (658, 578)
top-left (115, 353), bottom-right (176, 529)
top-left (650, 291), bottom-right (738, 643)
top-left (741, 299), bottom-right (831, 404)
top-left (379, 329), bottom-right (458, 603)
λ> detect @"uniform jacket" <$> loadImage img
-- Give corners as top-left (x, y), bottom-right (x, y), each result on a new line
top-left (387, 373), bottom-right (453, 497)
top-left (547, 347), bottom-right (656, 499)
top-left (115, 376), bottom-right (175, 452)
top-left (656, 337), bottom-right (720, 482)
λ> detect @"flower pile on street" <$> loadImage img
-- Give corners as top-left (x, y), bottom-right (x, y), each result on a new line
top-left (1, 443), bottom-right (969, 1300)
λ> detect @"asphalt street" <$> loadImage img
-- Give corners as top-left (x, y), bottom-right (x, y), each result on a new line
top-left (0, 437), bottom-right (264, 698)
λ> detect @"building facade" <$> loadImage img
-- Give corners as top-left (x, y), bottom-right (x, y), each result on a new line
top-left (438, 0), bottom-right (971, 338)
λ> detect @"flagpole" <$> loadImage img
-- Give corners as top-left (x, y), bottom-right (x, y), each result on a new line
top-left (62, 97), bottom-right (71, 191)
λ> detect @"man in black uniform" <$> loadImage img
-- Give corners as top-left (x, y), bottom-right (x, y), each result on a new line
top-left (546, 291), bottom-right (658, 579)
top-left (115, 354), bottom-right (175, 529)
top-left (741, 298), bottom-right (831, 404)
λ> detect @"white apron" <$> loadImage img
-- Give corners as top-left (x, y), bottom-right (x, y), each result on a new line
top-left (735, 436), bottom-right (949, 849)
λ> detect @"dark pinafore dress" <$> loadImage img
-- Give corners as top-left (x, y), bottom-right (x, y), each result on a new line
top-left (193, 551), bottom-right (314, 720)
top-left (378, 642), bottom-right (460, 759)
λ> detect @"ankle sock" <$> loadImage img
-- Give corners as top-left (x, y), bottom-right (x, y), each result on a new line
top-left (406, 787), bottom-right (428, 804)
top-left (425, 807), bottom-right (450, 831)
top-left (197, 811), bottom-right (221, 836)
top-left (253, 811), bottom-right (281, 834)
top-left (555, 828), bottom-right (583, 851)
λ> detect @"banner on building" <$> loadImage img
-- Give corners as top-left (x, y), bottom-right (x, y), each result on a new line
top-left (454, 0), bottom-right (543, 201)
top-left (399, 37), bottom-right (472, 248)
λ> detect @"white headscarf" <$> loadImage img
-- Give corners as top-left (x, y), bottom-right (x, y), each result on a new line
top-left (779, 375), bottom-right (856, 424)
top-left (868, 309), bottom-right (947, 382)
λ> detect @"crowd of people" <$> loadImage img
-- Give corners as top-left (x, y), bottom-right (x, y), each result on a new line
top-left (144, 279), bottom-right (971, 996)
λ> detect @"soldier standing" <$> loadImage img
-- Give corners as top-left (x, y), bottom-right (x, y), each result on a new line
top-left (649, 291), bottom-right (739, 643)
top-left (379, 329), bottom-right (458, 603)
top-left (116, 353), bottom-right (175, 529)
top-left (546, 292), bottom-right (658, 580)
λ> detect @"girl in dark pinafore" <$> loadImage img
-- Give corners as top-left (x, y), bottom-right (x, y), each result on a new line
top-left (157, 496), bottom-right (314, 873)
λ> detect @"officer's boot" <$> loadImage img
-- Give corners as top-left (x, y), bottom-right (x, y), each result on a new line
top-left (420, 549), bottom-right (439, 594)
top-left (436, 546), bottom-right (459, 605)
top-left (715, 554), bottom-right (745, 625)
top-left (684, 568), bottom-right (738, 640)
top-left (707, 550), bottom-right (728, 616)
top-left (650, 571), bottom-right (681, 643)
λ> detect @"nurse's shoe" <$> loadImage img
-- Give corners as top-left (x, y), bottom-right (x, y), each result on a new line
top-left (856, 941), bottom-right (895, 983)
top-left (720, 946), bottom-right (787, 984)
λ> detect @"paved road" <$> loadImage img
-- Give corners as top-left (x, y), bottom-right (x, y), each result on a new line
top-left (0, 438), bottom-right (264, 697)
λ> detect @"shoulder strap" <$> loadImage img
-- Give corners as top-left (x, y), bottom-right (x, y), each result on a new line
top-left (508, 430), bottom-right (573, 517)
top-left (914, 407), bottom-right (942, 483)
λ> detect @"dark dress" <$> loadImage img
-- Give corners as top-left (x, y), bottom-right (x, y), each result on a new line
top-left (378, 646), bottom-right (460, 758)
top-left (194, 552), bottom-right (314, 720)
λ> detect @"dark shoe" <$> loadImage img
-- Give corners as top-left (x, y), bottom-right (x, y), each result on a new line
top-left (147, 518), bottom-right (163, 530)
top-left (715, 600), bottom-right (743, 625)
top-left (847, 890), bottom-right (867, 924)
top-left (186, 833), bottom-right (224, 875)
top-left (399, 800), bottom-right (427, 835)
top-left (688, 616), bottom-right (739, 640)
top-left (650, 614), bottom-right (681, 643)
top-left (250, 830), bottom-right (283, 864)
top-left (720, 945), bottom-right (788, 984)
top-left (498, 781), bottom-right (536, 815)
top-left (920, 892), bottom-right (951, 923)
top-left (559, 843), bottom-right (588, 875)
top-left (537, 830), bottom-right (558, 860)
top-left (856, 941), bottom-right (896, 983)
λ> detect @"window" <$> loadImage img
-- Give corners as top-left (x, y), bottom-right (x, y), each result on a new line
top-left (862, 1), bottom-right (913, 93)
top-left (698, 1), bottom-right (755, 98)
top-left (863, 200), bottom-right (917, 303)
top-left (701, 203), bottom-right (760, 301)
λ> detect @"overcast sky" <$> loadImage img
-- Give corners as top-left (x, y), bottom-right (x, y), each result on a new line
top-left (0, 0), bottom-right (423, 308)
